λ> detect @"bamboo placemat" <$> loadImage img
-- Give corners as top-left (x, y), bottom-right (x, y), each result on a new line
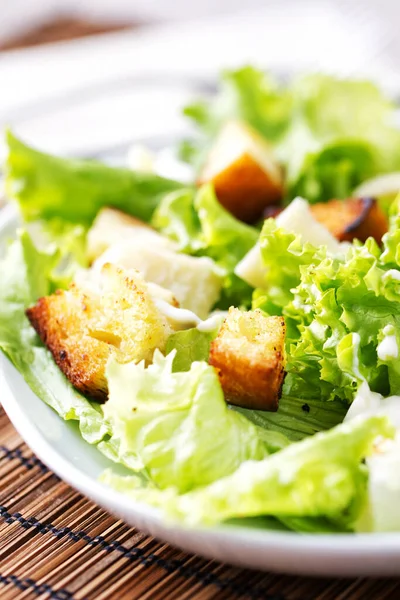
top-left (0, 408), bottom-right (400, 599)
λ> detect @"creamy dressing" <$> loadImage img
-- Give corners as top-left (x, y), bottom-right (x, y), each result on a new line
top-left (377, 336), bottom-right (398, 361)
top-left (155, 299), bottom-right (227, 333)
top-left (197, 313), bottom-right (227, 332)
top-left (154, 299), bottom-right (201, 329)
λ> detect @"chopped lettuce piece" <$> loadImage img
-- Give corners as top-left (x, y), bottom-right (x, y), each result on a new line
top-left (103, 351), bottom-right (271, 493)
top-left (102, 415), bottom-right (392, 531)
top-left (252, 213), bottom-right (400, 404)
top-left (345, 383), bottom-right (400, 532)
top-left (235, 394), bottom-right (346, 442)
top-left (5, 131), bottom-right (185, 225)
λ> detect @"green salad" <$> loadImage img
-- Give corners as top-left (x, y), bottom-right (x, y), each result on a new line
top-left (2, 67), bottom-right (400, 533)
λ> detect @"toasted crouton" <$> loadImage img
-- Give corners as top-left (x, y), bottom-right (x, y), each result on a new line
top-left (26, 264), bottom-right (172, 401)
top-left (209, 308), bottom-right (286, 411)
top-left (310, 197), bottom-right (388, 243)
top-left (197, 121), bottom-right (283, 223)
top-left (87, 207), bottom-right (174, 262)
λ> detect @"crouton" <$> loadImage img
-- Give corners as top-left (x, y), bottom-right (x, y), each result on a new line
top-left (310, 197), bottom-right (388, 243)
top-left (26, 264), bottom-right (172, 401)
top-left (87, 207), bottom-right (174, 262)
top-left (209, 307), bottom-right (286, 411)
top-left (197, 121), bottom-right (283, 223)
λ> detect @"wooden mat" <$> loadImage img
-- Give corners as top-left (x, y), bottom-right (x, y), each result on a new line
top-left (0, 408), bottom-right (400, 599)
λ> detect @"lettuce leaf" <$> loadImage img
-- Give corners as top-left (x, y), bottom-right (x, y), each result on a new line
top-left (235, 394), bottom-right (346, 442)
top-left (103, 351), bottom-right (272, 493)
top-left (0, 232), bottom-right (109, 443)
top-left (166, 327), bottom-right (219, 372)
top-left (253, 218), bottom-right (400, 404)
top-left (101, 415), bottom-right (393, 531)
top-left (5, 131), bottom-right (185, 225)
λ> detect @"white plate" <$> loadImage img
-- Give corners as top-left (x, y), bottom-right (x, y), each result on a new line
top-left (2, 206), bottom-right (400, 577)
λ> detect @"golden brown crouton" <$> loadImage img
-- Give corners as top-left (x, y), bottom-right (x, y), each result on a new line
top-left (209, 307), bottom-right (286, 411)
top-left (310, 197), bottom-right (388, 243)
top-left (26, 264), bottom-right (173, 402)
top-left (197, 121), bottom-right (283, 223)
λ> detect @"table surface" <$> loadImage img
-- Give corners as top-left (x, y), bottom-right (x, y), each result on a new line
top-left (1, 406), bottom-right (400, 600)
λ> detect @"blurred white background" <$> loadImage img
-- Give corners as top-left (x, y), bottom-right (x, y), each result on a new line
top-left (1, 0), bottom-right (400, 156)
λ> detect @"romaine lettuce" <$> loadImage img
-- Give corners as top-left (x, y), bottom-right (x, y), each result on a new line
top-left (5, 131), bottom-right (185, 225)
top-left (101, 415), bottom-right (393, 531)
top-left (103, 351), bottom-right (273, 492)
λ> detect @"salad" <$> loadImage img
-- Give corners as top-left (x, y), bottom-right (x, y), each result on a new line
top-left (2, 66), bottom-right (400, 534)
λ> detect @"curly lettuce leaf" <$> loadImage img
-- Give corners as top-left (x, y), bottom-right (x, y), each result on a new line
top-left (0, 232), bottom-right (109, 444)
top-left (5, 131), bottom-right (185, 225)
top-left (285, 238), bottom-right (400, 402)
top-left (253, 218), bottom-right (326, 318)
top-left (101, 415), bottom-right (393, 531)
top-left (285, 140), bottom-right (376, 203)
top-left (103, 350), bottom-right (272, 493)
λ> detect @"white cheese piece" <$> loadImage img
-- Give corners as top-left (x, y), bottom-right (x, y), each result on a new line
top-left (93, 240), bottom-right (222, 319)
top-left (87, 206), bottom-right (176, 262)
top-left (235, 197), bottom-right (342, 288)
